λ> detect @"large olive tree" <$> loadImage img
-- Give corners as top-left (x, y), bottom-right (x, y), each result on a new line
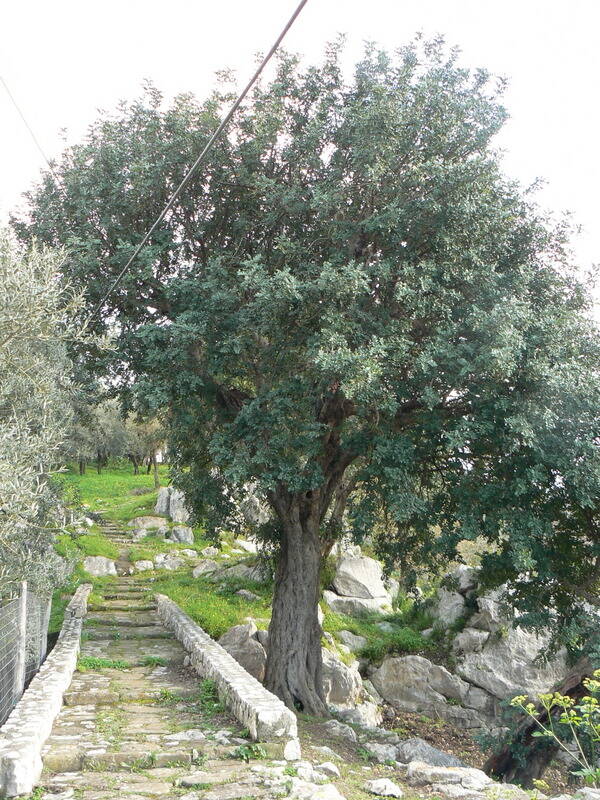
top-left (15, 40), bottom-right (600, 713)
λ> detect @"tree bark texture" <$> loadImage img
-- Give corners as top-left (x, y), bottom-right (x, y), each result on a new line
top-left (264, 497), bottom-right (328, 717)
top-left (152, 455), bottom-right (160, 489)
top-left (484, 658), bottom-right (592, 787)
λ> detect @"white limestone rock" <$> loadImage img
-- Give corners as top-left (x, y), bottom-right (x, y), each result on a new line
top-left (434, 587), bottom-right (466, 626)
top-left (82, 556), bottom-right (117, 577)
top-left (456, 625), bottom-right (568, 700)
top-left (129, 515), bottom-right (166, 529)
top-left (321, 648), bottom-right (362, 707)
top-left (323, 590), bottom-right (391, 616)
top-left (153, 553), bottom-right (184, 571)
top-left (453, 627), bottom-right (490, 654)
top-left (406, 761), bottom-right (491, 789)
top-left (333, 555), bottom-right (390, 599)
top-left (335, 701), bottom-right (382, 729)
top-left (365, 741), bottom-right (399, 763)
top-left (371, 655), bottom-right (470, 712)
top-left (169, 525), bottom-right (194, 544)
top-left (192, 560), bottom-right (219, 577)
top-left (155, 487), bottom-right (171, 515)
top-left (364, 778), bottom-right (403, 797)
top-left (134, 560), bottom-right (154, 572)
top-left (169, 489), bottom-right (191, 523)
top-left (396, 738), bottom-right (465, 767)
top-left (218, 621), bottom-right (267, 682)
top-left (320, 719), bottom-right (357, 742)
top-left (234, 538), bottom-right (258, 554)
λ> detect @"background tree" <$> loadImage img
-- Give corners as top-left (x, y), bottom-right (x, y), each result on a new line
top-left (15, 39), bottom-right (600, 713)
top-left (0, 231), bottom-right (83, 596)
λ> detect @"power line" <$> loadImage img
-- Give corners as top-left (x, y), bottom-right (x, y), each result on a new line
top-left (0, 76), bottom-right (67, 201)
top-left (85, 0), bottom-right (310, 325)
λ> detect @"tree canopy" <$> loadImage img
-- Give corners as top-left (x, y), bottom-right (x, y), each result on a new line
top-left (15, 38), bottom-right (600, 710)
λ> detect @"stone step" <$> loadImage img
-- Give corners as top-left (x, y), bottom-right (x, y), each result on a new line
top-left (83, 626), bottom-right (171, 640)
top-left (63, 685), bottom-right (198, 706)
top-left (43, 747), bottom-right (194, 773)
top-left (42, 767), bottom-right (186, 797)
top-left (86, 612), bottom-right (158, 627)
top-left (80, 639), bottom-right (186, 664)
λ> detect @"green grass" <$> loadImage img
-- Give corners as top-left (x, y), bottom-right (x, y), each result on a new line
top-left (57, 463), bottom-right (169, 522)
top-left (323, 607), bottom-right (432, 662)
top-left (77, 656), bottom-right (131, 671)
top-left (150, 572), bottom-right (272, 639)
top-left (128, 529), bottom-right (210, 563)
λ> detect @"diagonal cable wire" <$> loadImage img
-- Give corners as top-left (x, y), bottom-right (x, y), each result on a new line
top-left (84, 0), bottom-right (310, 326)
top-left (0, 75), bottom-right (68, 201)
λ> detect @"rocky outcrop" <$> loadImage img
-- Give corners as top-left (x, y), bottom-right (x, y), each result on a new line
top-left (154, 487), bottom-right (191, 523)
top-left (371, 654), bottom-right (490, 728)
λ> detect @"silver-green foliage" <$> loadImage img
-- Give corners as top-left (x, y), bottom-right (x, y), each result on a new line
top-left (0, 232), bottom-right (81, 594)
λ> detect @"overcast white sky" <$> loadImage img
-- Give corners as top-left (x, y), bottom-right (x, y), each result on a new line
top-left (1, 1), bottom-right (599, 304)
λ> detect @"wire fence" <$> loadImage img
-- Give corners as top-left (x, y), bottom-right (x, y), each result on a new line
top-left (0, 582), bottom-right (51, 728)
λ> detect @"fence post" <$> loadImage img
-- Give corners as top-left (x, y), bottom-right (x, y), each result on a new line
top-left (39, 596), bottom-right (52, 664)
top-left (12, 581), bottom-right (27, 704)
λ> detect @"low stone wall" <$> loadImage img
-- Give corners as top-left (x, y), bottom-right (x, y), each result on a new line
top-left (155, 594), bottom-right (299, 750)
top-left (0, 584), bottom-right (92, 798)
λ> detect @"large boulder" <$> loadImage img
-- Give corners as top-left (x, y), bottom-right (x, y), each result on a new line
top-left (155, 487), bottom-right (170, 515)
top-left (456, 625), bottom-right (567, 700)
top-left (335, 700), bottom-right (382, 729)
top-left (83, 556), bottom-right (117, 577)
top-left (218, 621), bottom-right (267, 682)
top-left (168, 525), bottom-right (194, 545)
top-left (154, 486), bottom-right (191, 523)
top-left (371, 655), bottom-right (470, 712)
top-left (169, 489), bottom-right (190, 523)
top-left (219, 560), bottom-right (270, 583)
top-left (321, 648), bottom-right (362, 707)
top-left (434, 588), bottom-right (466, 626)
top-left (336, 630), bottom-right (368, 652)
top-left (323, 590), bottom-right (391, 616)
top-left (129, 515), bottom-right (166, 530)
top-left (333, 556), bottom-right (389, 600)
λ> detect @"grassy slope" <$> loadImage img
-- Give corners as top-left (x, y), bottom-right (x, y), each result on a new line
top-left (58, 463), bottom-right (169, 523)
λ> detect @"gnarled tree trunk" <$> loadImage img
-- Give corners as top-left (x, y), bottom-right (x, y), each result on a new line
top-left (264, 494), bottom-right (328, 717)
top-left (484, 658), bottom-right (592, 787)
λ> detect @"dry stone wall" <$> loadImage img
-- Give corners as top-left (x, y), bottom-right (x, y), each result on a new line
top-left (0, 583), bottom-right (91, 798)
top-left (155, 594), bottom-right (299, 750)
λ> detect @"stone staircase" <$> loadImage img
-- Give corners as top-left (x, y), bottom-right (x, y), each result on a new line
top-left (38, 549), bottom-right (281, 799)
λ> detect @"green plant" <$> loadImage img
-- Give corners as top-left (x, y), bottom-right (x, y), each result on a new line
top-left (198, 679), bottom-right (226, 716)
top-left (142, 655), bottom-right (167, 667)
top-left (77, 656), bottom-right (131, 672)
top-left (284, 765), bottom-right (299, 777)
top-left (511, 671), bottom-right (600, 787)
top-left (231, 743), bottom-right (267, 762)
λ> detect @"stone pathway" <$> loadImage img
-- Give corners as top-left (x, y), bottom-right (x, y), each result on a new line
top-left (37, 526), bottom-right (286, 800)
